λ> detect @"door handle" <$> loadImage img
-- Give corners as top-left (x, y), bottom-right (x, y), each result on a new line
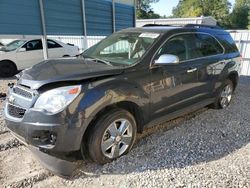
top-left (187, 68), bottom-right (197, 73)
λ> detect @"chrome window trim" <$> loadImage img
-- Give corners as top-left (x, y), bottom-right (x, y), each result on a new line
top-left (150, 32), bottom-right (226, 68)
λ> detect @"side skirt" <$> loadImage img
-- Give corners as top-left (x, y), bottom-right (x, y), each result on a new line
top-left (144, 98), bottom-right (214, 129)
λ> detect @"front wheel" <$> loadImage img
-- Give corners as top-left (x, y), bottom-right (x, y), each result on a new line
top-left (0, 60), bottom-right (17, 77)
top-left (86, 108), bottom-right (137, 164)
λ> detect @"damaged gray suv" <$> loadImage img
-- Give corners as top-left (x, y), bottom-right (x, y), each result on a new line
top-left (4, 24), bottom-right (241, 176)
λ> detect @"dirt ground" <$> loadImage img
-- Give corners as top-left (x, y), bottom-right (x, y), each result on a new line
top-left (0, 78), bottom-right (249, 188)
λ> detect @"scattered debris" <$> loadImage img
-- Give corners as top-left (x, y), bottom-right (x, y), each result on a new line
top-left (0, 138), bottom-right (23, 151)
top-left (0, 92), bottom-right (7, 100)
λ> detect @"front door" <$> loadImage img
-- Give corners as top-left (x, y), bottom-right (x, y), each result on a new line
top-left (17, 39), bottom-right (44, 69)
top-left (149, 33), bottom-right (209, 120)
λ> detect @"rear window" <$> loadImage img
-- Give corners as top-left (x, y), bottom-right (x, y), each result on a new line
top-left (216, 34), bottom-right (238, 53)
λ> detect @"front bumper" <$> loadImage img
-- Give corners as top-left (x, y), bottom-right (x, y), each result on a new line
top-left (5, 106), bottom-right (83, 152)
top-left (4, 104), bottom-right (85, 176)
top-left (28, 145), bottom-right (80, 177)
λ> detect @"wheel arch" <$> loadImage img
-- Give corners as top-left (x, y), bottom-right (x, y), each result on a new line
top-left (80, 100), bottom-right (145, 154)
top-left (227, 71), bottom-right (239, 90)
top-left (83, 100), bottom-right (144, 137)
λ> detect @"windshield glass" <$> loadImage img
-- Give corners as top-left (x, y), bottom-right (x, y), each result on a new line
top-left (82, 32), bottom-right (160, 66)
top-left (1, 40), bottom-right (26, 52)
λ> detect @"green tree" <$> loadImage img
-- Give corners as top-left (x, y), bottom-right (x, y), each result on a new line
top-left (136, 0), bottom-right (160, 19)
top-left (230, 0), bottom-right (250, 29)
top-left (172, 0), bottom-right (231, 27)
top-left (248, 10), bottom-right (250, 29)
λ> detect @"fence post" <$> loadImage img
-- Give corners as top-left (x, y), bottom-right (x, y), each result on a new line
top-left (81, 0), bottom-right (88, 50)
top-left (112, 0), bottom-right (116, 32)
top-left (39, 0), bottom-right (48, 60)
top-left (134, 0), bottom-right (136, 27)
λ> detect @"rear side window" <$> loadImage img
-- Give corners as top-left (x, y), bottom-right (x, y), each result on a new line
top-left (216, 34), bottom-right (239, 53)
top-left (47, 40), bottom-right (62, 49)
top-left (187, 33), bottom-right (224, 59)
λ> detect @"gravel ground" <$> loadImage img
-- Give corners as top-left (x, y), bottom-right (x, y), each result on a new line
top-left (0, 77), bottom-right (249, 187)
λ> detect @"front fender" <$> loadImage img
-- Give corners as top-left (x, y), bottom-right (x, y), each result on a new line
top-left (78, 77), bottom-right (150, 120)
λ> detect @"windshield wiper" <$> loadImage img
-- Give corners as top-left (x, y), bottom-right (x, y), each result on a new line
top-left (81, 54), bottom-right (112, 66)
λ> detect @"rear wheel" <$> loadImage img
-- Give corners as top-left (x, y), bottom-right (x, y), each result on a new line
top-left (212, 79), bottom-right (234, 109)
top-left (85, 108), bottom-right (137, 164)
top-left (0, 60), bottom-right (17, 77)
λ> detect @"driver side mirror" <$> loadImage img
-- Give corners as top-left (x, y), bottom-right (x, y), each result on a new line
top-left (18, 48), bottom-right (26, 52)
top-left (154, 54), bottom-right (179, 65)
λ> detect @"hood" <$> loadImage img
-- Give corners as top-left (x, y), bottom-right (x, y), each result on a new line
top-left (18, 58), bottom-right (124, 90)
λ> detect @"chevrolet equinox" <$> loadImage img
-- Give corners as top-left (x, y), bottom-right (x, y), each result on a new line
top-left (4, 24), bottom-right (241, 176)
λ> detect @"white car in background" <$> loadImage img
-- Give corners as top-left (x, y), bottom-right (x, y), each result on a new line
top-left (0, 39), bottom-right (79, 77)
top-left (0, 42), bottom-right (5, 49)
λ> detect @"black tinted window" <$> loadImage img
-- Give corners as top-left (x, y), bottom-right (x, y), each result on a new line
top-left (156, 33), bottom-right (223, 62)
top-left (217, 34), bottom-right (238, 53)
top-left (157, 36), bottom-right (187, 61)
top-left (189, 34), bottom-right (224, 58)
top-left (47, 40), bottom-right (62, 48)
top-left (24, 40), bottom-right (42, 51)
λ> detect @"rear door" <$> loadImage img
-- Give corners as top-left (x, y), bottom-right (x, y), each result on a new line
top-left (47, 40), bottom-right (64, 58)
top-left (185, 33), bottom-right (225, 100)
top-left (149, 32), bottom-right (224, 120)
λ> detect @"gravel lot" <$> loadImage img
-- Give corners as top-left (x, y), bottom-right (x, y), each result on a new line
top-left (0, 77), bottom-right (249, 187)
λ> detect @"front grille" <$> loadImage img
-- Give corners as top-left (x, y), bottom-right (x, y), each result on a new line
top-left (8, 104), bottom-right (26, 119)
top-left (13, 86), bottom-right (33, 99)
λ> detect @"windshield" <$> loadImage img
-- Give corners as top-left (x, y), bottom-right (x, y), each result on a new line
top-left (0, 40), bottom-right (26, 52)
top-left (82, 32), bottom-right (160, 66)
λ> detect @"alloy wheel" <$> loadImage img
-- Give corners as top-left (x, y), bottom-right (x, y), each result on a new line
top-left (101, 118), bottom-right (133, 159)
top-left (220, 84), bottom-right (233, 108)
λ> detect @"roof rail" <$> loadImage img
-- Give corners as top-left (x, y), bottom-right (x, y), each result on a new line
top-left (142, 24), bottom-right (176, 27)
top-left (184, 24), bottom-right (222, 29)
top-left (143, 23), bottom-right (222, 30)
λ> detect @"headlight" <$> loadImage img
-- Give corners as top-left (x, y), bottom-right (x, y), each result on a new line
top-left (34, 85), bottom-right (81, 114)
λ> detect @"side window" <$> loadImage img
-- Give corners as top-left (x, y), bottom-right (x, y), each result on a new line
top-left (23, 40), bottom-right (42, 51)
top-left (187, 34), bottom-right (224, 59)
top-left (47, 40), bottom-right (62, 49)
top-left (156, 35), bottom-right (188, 61)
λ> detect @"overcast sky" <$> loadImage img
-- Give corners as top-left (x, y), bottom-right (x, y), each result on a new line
top-left (151, 0), bottom-right (236, 17)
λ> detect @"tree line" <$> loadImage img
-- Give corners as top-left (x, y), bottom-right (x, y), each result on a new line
top-left (137, 0), bottom-right (250, 29)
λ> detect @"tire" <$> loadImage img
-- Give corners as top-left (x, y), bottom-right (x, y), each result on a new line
top-left (86, 108), bottom-right (137, 164)
top-left (0, 60), bottom-right (17, 77)
top-left (211, 79), bottom-right (234, 109)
